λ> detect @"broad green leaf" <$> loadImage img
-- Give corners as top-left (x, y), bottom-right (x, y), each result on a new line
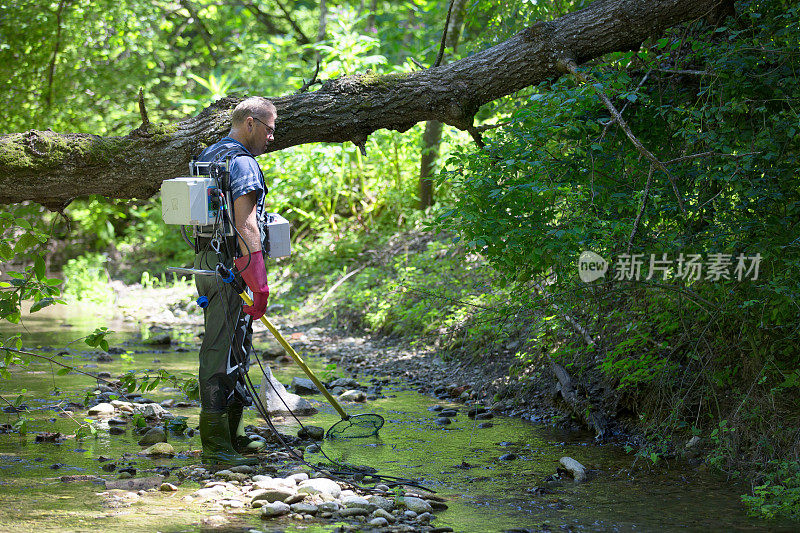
top-left (34, 256), bottom-right (45, 280)
top-left (29, 297), bottom-right (55, 313)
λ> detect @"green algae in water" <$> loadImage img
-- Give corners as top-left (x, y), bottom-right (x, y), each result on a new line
top-left (0, 306), bottom-right (792, 532)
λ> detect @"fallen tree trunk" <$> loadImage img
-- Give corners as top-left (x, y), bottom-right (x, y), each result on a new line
top-left (0, 0), bottom-right (721, 209)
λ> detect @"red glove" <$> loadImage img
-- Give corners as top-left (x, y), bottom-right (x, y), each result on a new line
top-left (234, 250), bottom-right (269, 319)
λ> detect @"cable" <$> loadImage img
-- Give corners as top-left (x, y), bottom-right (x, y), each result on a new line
top-left (191, 152), bottom-right (431, 492)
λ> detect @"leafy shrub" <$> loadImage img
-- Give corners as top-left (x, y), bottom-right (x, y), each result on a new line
top-left (62, 253), bottom-right (114, 305)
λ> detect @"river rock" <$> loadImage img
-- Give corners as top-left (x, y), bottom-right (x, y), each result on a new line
top-left (88, 403), bottom-right (115, 416)
top-left (138, 427), bottom-right (167, 446)
top-left (216, 471), bottom-right (250, 483)
top-left (286, 472), bottom-right (309, 484)
top-left (369, 517), bottom-right (389, 527)
top-left (261, 501), bottom-right (290, 518)
top-left (193, 485), bottom-right (229, 501)
top-left (290, 502), bottom-right (318, 514)
top-left (372, 508), bottom-right (395, 522)
top-left (402, 496), bottom-right (433, 514)
top-left (317, 501), bottom-right (340, 513)
top-left (133, 403), bottom-right (171, 419)
top-left (342, 495), bottom-right (375, 512)
top-left (159, 482), bottom-right (178, 491)
top-left (559, 456), bottom-right (587, 482)
top-left (258, 367), bottom-right (318, 416)
top-left (297, 478), bottom-right (341, 499)
top-left (434, 417), bottom-right (451, 426)
top-left (109, 426), bottom-right (126, 435)
top-left (439, 409), bottom-right (458, 418)
top-left (105, 475), bottom-right (164, 490)
top-left (329, 377), bottom-right (359, 388)
top-left (338, 507), bottom-right (369, 517)
top-left (140, 442), bottom-right (174, 456)
top-left (144, 333), bottom-right (172, 345)
top-left (251, 488), bottom-right (296, 503)
top-left (291, 377), bottom-right (319, 395)
top-left (297, 425), bottom-right (325, 440)
top-left (467, 406), bottom-right (487, 418)
top-left (366, 495), bottom-right (394, 512)
top-left (499, 453), bottom-right (518, 461)
top-left (429, 500), bottom-right (449, 511)
top-left (337, 389), bottom-right (366, 402)
top-left (260, 338), bottom-right (286, 358)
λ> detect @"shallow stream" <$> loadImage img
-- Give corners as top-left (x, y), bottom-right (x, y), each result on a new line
top-left (0, 305), bottom-right (790, 532)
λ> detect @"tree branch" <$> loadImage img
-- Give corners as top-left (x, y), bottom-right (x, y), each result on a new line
top-left (433, 0), bottom-right (455, 68)
top-left (296, 60), bottom-right (321, 94)
top-left (0, 0), bottom-right (721, 207)
top-left (45, 0), bottom-right (70, 109)
top-left (178, 0), bottom-right (232, 59)
top-left (273, 0), bottom-right (313, 45)
top-left (3, 347), bottom-right (117, 385)
top-left (565, 60), bottom-right (686, 213)
top-left (239, 0), bottom-right (286, 39)
top-left (627, 164), bottom-right (654, 253)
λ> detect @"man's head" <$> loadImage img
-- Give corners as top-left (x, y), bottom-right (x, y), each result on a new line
top-left (229, 97), bottom-right (277, 156)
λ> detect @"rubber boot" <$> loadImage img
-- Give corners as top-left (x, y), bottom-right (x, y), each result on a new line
top-left (228, 400), bottom-right (266, 454)
top-left (199, 410), bottom-right (259, 466)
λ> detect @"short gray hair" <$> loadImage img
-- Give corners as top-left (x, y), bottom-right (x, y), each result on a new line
top-left (231, 97), bottom-right (276, 126)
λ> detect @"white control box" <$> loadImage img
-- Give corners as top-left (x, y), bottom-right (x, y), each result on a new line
top-left (265, 213), bottom-right (291, 258)
top-left (161, 177), bottom-right (218, 226)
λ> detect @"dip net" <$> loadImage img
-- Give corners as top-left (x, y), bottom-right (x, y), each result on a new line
top-left (326, 414), bottom-right (385, 439)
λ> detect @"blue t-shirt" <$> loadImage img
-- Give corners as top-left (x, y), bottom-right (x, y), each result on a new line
top-left (197, 137), bottom-right (266, 223)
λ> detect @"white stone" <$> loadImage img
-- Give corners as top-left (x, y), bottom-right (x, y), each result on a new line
top-left (87, 403), bottom-right (115, 416)
top-left (259, 366), bottom-right (318, 416)
top-left (337, 390), bottom-right (367, 402)
top-left (559, 456), bottom-right (587, 482)
top-left (296, 478), bottom-right (341, 499)
top-left (286, 472), bottom-right (309, 484)
top-left (133, 403), bottom-right (171, 419)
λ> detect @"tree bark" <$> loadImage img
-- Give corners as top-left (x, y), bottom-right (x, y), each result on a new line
top-left (0, 0), bottom-right (720, 208)
top-left (419, 0), bottom-right (468, 209)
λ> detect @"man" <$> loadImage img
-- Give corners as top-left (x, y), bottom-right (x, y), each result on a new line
top-left (193, 97), bottom-right (276, 466)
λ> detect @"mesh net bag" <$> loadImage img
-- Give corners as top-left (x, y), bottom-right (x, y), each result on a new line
top-left (326, 414), bottom-right (385, 439)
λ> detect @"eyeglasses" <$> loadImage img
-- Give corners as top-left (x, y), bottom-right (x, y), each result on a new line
top-left (252, 116), bottom-right (275, 136)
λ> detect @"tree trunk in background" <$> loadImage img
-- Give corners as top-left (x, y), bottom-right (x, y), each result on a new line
top-left (366, 0), bottom-right (378, 33)
top-left (317, 0), bottom-right (328, 44)
top-left (419, 0), bottom-right (467, 209)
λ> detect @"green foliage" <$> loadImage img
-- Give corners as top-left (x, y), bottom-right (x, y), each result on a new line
top-left (0, 204), bottom-right (64, 327)
top-left (119, 368), bottom-right (199, 401)
top-left (743, 461), bottom-right (800, 520)
top-left (62, 253), bottom-right (114, 304)
top-left (84, 327), bottom-right (112, 352)
top-left (74, 419), bottom-right (98, 441)
top-left (435, 0), bottom-right (800, 519)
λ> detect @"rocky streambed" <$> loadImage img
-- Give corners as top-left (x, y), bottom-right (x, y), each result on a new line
top-left (0, 297), bottom-right (782, 532)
